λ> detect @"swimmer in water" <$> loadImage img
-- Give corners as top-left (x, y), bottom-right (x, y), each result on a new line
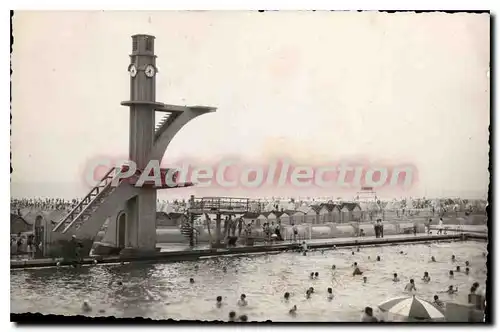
top-left (431, 256), bottom-right (436, 262)
top-left (82, 300), bottom-right (92, 313)
top-left (309, 287), bottom-right (315, 294)
top-left (449, 270), bottom-right (454, 279)
top-left (352, 262), bottom-right (363, 276)
top-left (393, 273), bottom-right (400, 282)
top-left (471, 282), bottom-right (479, 294)
top-left (465, 267), bottom-right (470, 275)
top-left (327, 287), bottom-right (334, 300)
top-left (357, 247), bottom-right (360, 252)
top-left (289, 305), bottom-right (297, 316)
top-left (239, 314), bottom-right (248, 322)
top-left (228, 311), bottom-right (236, 322)
top-left (216, 296), bottom-right (223, 308)
top-left (305, 289), bottom-right (311, 299)
top-left (443, 285), bottom-right (458, 295)
top-left (352, 251), bottom-right (355, 255)
top-left (238, 294), bottom-right (248, 307)
top-left (363, 276), bottom-right (367, 284)
top-left (456, 266), bottom-right (461, 273)
top-left (451, 255), bottom-right (456, 263)
top-left (284, 292), bottom-right (290, 301)
top-left (302, 241), bottom-right (308, 252)
top-left (189, 278), bottom-right (195, 284)
top-left (376, 256), bottom-right (381, 261)
top-left (422, 272), bottom-right (431, 283)
top-left (433, 295), bottom-right (444, 307)
top-left (465, 261), bottom-right (470, 267)
top-left (404, 279), bottom-right (417, 292)
top-left (310, 272), bottom-right (315, 279)
top-left (314, 272), bottom-right (319, 279)
top-left (332, 264), bottom-right (336, 270)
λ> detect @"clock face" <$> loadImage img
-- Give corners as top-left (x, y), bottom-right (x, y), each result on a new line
top-left (129, 64), bottom-right (137, 78)
top-left (145, 65), bottom-right (156, 78)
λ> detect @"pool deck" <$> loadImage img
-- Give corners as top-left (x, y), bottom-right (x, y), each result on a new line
top-left (11, 232), bottom-right (487, 270)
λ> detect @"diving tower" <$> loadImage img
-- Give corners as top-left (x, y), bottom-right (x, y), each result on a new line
top-left (46, 35), bottom-right (215, 257)
top-left (186, 196), bottom-right (262, 248)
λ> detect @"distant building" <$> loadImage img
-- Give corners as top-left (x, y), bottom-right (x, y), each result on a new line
top-left (11, 214), bottom-right (32, 234)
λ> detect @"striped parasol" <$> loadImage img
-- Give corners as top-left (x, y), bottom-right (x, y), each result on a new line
top-left (378, 295), bottom-right (445, 320)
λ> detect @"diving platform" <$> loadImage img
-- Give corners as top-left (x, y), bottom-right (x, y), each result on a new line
top-left (188, 197), bottom-right (261, 215)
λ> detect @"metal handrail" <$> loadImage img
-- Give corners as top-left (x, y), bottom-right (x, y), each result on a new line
top-left (61, 174), bottom-right (118, 233)
top-left (53, 167), bottom-right (116, 231)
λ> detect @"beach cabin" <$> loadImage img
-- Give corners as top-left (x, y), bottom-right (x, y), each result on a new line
top-left (242, 212), bottom-right (260, 225)
top-left (256, 213), bottom-right (268, 227)
top-left (303, 206), bottom-right (319, 224)
top-left (11, 214), bottom-right (32, 234)
top-left (283, 210), bottom-right (302, 225)
top-left (279, 211), bottom-right (291, 225)
top-left (266, 211), bottom-right (284, 225)
top-left (350, 203), bottom-right (363, 221)
top-left (331, 204), bottom-right (342, 222)
top-left (339, 203), bottom-right (362, 222)
top-left (317, 204), bottom-right (331, 223)
top-left (317, 203), bottom-right (341, 223)
top-left (292, 210), bottom-right (306, 224)
top-left (358, 202), bottom-right (382, 221)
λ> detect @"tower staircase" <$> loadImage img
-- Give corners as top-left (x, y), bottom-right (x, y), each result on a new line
top-left (52, 167), bottom-right (139, 238)
top-left (51, 110), bottom-right (185, 236)
top-left (180, 221), bottom-right (199, 245)
top-left (52, 168), bottom-right (120, 233)
top-left (155, 109), bottom-right (183, 140)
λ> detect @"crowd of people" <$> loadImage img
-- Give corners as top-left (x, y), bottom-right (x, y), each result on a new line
top-left (11, 195), bottom-right (486, 217)
top-left (11, 232), bottom-right (39, 259)
top-left (11, 197), bottom-right (82, 213)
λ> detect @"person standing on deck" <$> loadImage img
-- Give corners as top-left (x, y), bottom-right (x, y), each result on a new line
top-left (438, 218), bottom-right (444, 235)
top-left (230, 217), bottom-right (237, 237)
top-left (275, 221), bottom-right (283, 241)
top-left (292, 223), bottom-right (298, 242)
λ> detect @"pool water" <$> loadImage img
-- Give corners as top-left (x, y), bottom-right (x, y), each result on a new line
top-left (11, 241), bottom-right (487, 321)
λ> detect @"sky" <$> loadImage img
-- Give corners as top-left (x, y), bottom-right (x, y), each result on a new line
top-left (11, 11), bottom-right (490, 200)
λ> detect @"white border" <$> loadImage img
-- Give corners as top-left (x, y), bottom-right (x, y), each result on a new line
top-left (3, 1), bottom-right (497, 332)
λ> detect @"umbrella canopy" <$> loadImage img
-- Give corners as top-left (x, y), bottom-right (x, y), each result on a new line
top-left (378, 296), bottom-right (445, 320)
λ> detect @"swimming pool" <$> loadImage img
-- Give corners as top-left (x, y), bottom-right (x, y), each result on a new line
top-left (10, 240), bottom-right (487, 321)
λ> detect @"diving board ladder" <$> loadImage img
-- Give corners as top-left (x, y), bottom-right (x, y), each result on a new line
top-left (52, 167), bottom-right (120, 234)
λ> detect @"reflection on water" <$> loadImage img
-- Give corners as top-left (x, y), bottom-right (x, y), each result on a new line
top-left (11, 241), bottom-right (487, 321)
